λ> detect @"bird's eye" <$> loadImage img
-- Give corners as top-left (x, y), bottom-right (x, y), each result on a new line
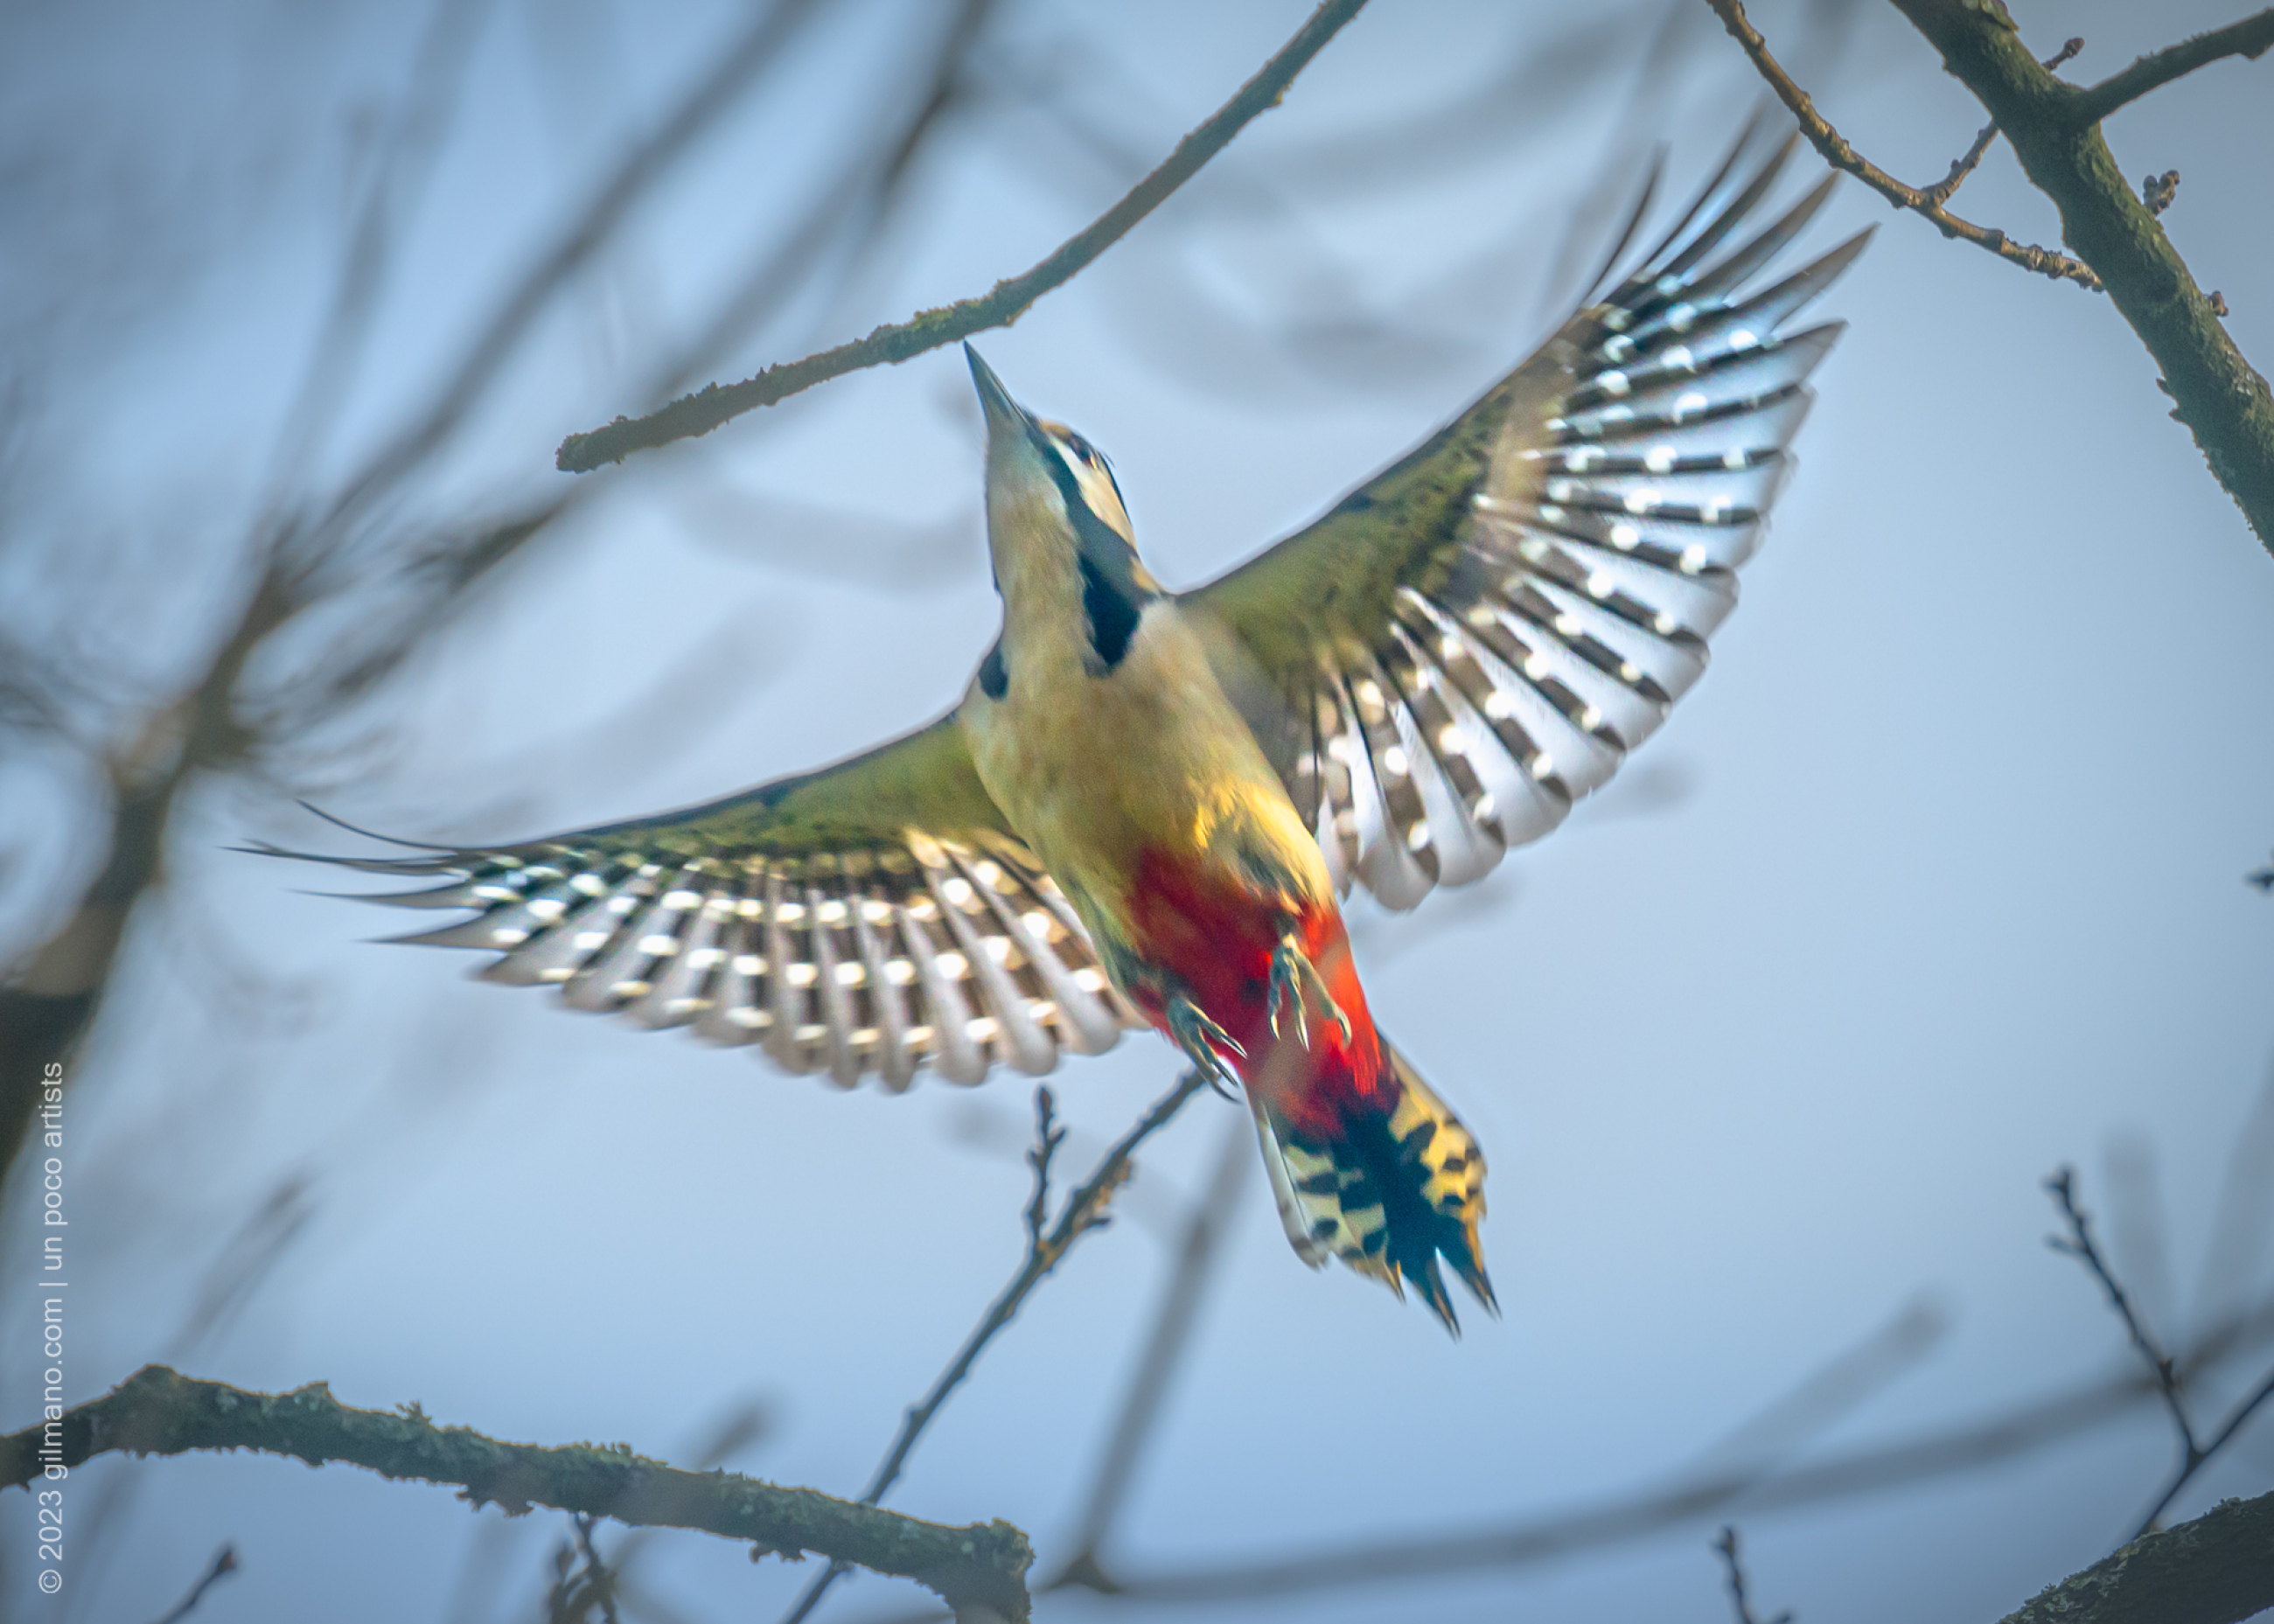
top-left (1063, 434), bottom-right (1093, 464)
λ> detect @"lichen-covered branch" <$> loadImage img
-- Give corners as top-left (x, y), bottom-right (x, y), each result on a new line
top-left (555, 0), bottom-right (1371, 471)
top-left (1701, 0), bottom-right (2099, 288)
top-left (0, 1365), bottom-right (1032, 1621)
top-left (1888, 0), bottom-right (2274, 555)
top-left (2069, 8), bottom-right (2274, 125)
top-left (1995, 1488), bottom-right (2274, 1624)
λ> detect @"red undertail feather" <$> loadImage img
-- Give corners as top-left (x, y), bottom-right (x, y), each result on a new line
top-left (1126, 850), bottom-right (1493, 1332)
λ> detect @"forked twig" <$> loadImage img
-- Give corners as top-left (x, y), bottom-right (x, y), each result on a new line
top-left (1702, 0), bottom-right (2100, 289)
top-left (2045, 1167), bottom-right (2194, 1451)
top-left (1920, 38), bottom-right (2082, 208)
top-left (2045, 1166), bottom-right (2274, 1538)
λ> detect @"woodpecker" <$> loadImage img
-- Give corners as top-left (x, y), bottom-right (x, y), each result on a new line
top-left (259, 130), bottom-right (1864, 1333)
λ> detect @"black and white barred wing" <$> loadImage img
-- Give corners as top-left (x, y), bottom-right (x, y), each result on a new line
top-left (1185, 134), bottom-right (1866, 910)
top-left (254, 715), bottom-right (1140, 1091)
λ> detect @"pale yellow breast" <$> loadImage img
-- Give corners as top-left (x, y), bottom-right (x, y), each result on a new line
top-left (959, 602), bottom-right (1329, 951)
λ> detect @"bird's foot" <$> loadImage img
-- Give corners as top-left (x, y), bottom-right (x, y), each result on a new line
top-left (1267, 935), bottom-right (1353, 1050)
top-left (1167, 995), bottom-right (1245, 1099)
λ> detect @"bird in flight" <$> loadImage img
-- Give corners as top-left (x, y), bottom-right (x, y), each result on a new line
top-left (260, 130), bottom-right (1864, 1333)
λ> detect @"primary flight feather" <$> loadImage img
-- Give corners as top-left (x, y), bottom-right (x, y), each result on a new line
top-left (258, 130), bottom-right (1864, 1333)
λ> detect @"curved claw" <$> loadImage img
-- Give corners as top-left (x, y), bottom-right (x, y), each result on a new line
top-left (1167, 995), bottom-right (1245, 1098)
top-left (1267, 936), bottom-right (1353, 1050)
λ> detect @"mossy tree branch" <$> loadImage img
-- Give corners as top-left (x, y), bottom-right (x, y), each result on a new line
top-left (0, 1365), bottom-right (1033, 1622)
top-left (555, 0), bottom-right (1371, 471)
top-left (1996, 1488), bottom-right (2274, 1624)
top-left (1885, 0), bottom-right (2274, 556)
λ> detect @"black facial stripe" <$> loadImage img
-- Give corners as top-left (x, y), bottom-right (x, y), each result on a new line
top-left (1078, 552), bottom-right (1143, 671)
top-left (1028, 422), bottom-right (1155, 676)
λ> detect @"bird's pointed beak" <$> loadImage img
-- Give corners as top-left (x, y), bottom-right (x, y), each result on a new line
top-left (965, 343), bottom-right (1024, 432)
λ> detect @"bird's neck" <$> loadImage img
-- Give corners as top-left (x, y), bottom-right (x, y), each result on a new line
top-left (988, 492), bottom-right (1097, 685)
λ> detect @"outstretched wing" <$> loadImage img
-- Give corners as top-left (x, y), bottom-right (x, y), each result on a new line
top-left (255, 715), bottom-right (1140, 1090)
top-left (1182, 132), bottom-right (1866, 910)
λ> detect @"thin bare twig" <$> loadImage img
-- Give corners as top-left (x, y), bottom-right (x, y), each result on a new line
top-left (1919, 121), bottom-right (1998, 208)
top-left (1920, 38), bottom-right (2082, 208)
top-left (1023, 1085), bottom-right (1065, 1250)
top-left (2045, 1167), bottom-right (2274, 1539)
top-left (2070, 8), bottom-right (2274, 125)
top-left (1702, 0), bottom-right (2101, 289)
top-left (2045, 1167), bottom-right (2194, 1453)
top-left (1712, 1526), bottom-right (1793, 1624)
top-left (2136, 1363), bottom-right (2274, 1539)
top-left (545, 1514), bottom-right (622, 1624)
top-left (150, 1544), bottom-right (240, 1624)
top-left (556, 0), bottom-right (1372, 470)
top-left (778, 1070), bottom-right (1210, 1624)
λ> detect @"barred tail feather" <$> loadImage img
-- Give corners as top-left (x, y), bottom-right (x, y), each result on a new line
top-left (1249, 1038), bottom-right (1494, 1334)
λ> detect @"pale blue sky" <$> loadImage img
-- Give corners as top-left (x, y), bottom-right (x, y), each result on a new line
top-left (3, 2), bottom-right (2271, 1621)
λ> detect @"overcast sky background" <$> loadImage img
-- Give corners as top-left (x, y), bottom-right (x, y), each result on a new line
top-left (3, 1), bottom-right (2272, 1621)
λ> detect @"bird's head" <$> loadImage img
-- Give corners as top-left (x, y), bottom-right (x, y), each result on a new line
top-left (966, 345), bottom-right (1159, 656)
